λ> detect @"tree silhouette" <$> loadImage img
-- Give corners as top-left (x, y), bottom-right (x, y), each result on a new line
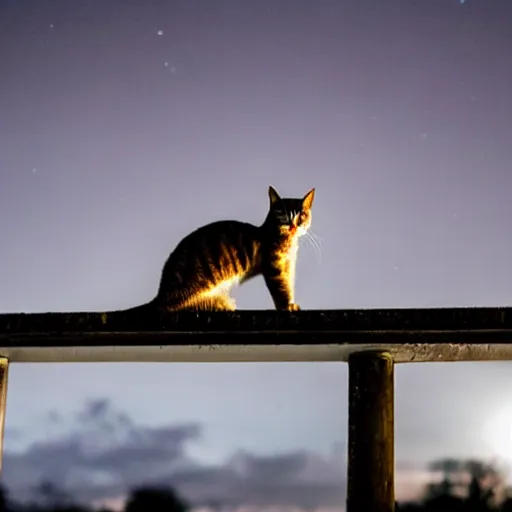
top-left (0, 485), bottom-right (7, 512)
top-left (2, 455), bottom-right (512, 512)
top-left (124, 487), bottom-right (188, 512)
top-left (396, 456), bottom-right (511, 511)
top-left (423, 493), bottom-right (465, 512)
top-left (467, 473), bottom-right (494, 511)
top-left (501, 497), bottom-right (512, 512)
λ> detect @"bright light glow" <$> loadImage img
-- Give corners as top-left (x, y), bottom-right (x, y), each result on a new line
top-left (482, 407), bottom-right (512, 462)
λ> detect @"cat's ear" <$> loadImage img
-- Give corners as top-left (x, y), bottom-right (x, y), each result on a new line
top-left (302, 188), bottom-right (315, 210)
top-left (268, 186), bottom-right (281, 205)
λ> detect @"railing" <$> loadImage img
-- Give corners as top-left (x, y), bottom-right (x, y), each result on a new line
top-left (1, 306), bottom-right (512, 512)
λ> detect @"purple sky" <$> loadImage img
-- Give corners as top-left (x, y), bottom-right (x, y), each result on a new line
top-left (1, 0), bottom-right (512, 508)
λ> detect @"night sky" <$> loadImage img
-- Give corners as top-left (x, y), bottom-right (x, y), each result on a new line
top-left (1, 0), bottom-right (512, 509)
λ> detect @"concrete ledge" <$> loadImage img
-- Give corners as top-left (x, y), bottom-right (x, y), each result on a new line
top-left (0, 307), bottom-right (511, 362)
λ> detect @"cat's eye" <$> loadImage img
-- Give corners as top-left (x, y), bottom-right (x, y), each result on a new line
top-left (298, 212), bottom-right (307, 225)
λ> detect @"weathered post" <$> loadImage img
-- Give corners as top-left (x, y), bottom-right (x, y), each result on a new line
top-left (347, 351), bottom-right (394, 512)
top-left (0, 357), bottom-right (8, 472)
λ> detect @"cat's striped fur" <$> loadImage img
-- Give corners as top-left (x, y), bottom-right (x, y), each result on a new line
top-left (151, 186), bottom-right (315, 311)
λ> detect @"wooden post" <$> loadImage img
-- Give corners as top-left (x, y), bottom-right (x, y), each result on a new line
top-left (0, 357), bottom-right (9, 472)
top-left (347, 351), bottom-right (394, 512)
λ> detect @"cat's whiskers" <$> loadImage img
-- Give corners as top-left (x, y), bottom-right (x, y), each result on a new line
top-left (303, 230), bottom-right (323, 263)
top-left (311, 231), bottom-right (324, 258)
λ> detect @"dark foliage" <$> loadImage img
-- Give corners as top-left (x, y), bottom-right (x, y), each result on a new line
top-left (1, 456), bottom-right (512, 511)
top-left (0, 484), bottom-right (188, 512)
top-left (125, 487), bottom-right (188, 512)
top-left (398, 457), bottom-right (510, 512)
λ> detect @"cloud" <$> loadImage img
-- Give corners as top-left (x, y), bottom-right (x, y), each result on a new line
top-left (1, 399), bottom-right (344, 510)
top-left (167, 451), bottom-right (345, 509)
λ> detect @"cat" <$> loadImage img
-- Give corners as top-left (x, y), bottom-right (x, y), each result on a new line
top-left (137, 186), bottom-right (315, 312)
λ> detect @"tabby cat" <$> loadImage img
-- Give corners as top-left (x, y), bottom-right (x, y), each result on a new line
top-left (145, 186), bottom-right (315, 312)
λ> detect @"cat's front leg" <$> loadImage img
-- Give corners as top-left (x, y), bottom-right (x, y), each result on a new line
top-left (263, 266), bottom-right (300, 311)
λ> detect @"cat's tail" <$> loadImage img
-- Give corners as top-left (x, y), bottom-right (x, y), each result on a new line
top-left (118, 297), bottom-right (159, 315)
top-left (98, 297), bottom-right (159, 319)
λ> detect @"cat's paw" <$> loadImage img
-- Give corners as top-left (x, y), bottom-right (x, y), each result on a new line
top-left (287, 303), bottom-right (301, 311)
top-left (225, 296), bottom-right (237, 310)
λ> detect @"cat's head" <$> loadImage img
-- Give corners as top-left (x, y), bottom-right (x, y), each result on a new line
top-left (267, 185), bottom-right (315, 237)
